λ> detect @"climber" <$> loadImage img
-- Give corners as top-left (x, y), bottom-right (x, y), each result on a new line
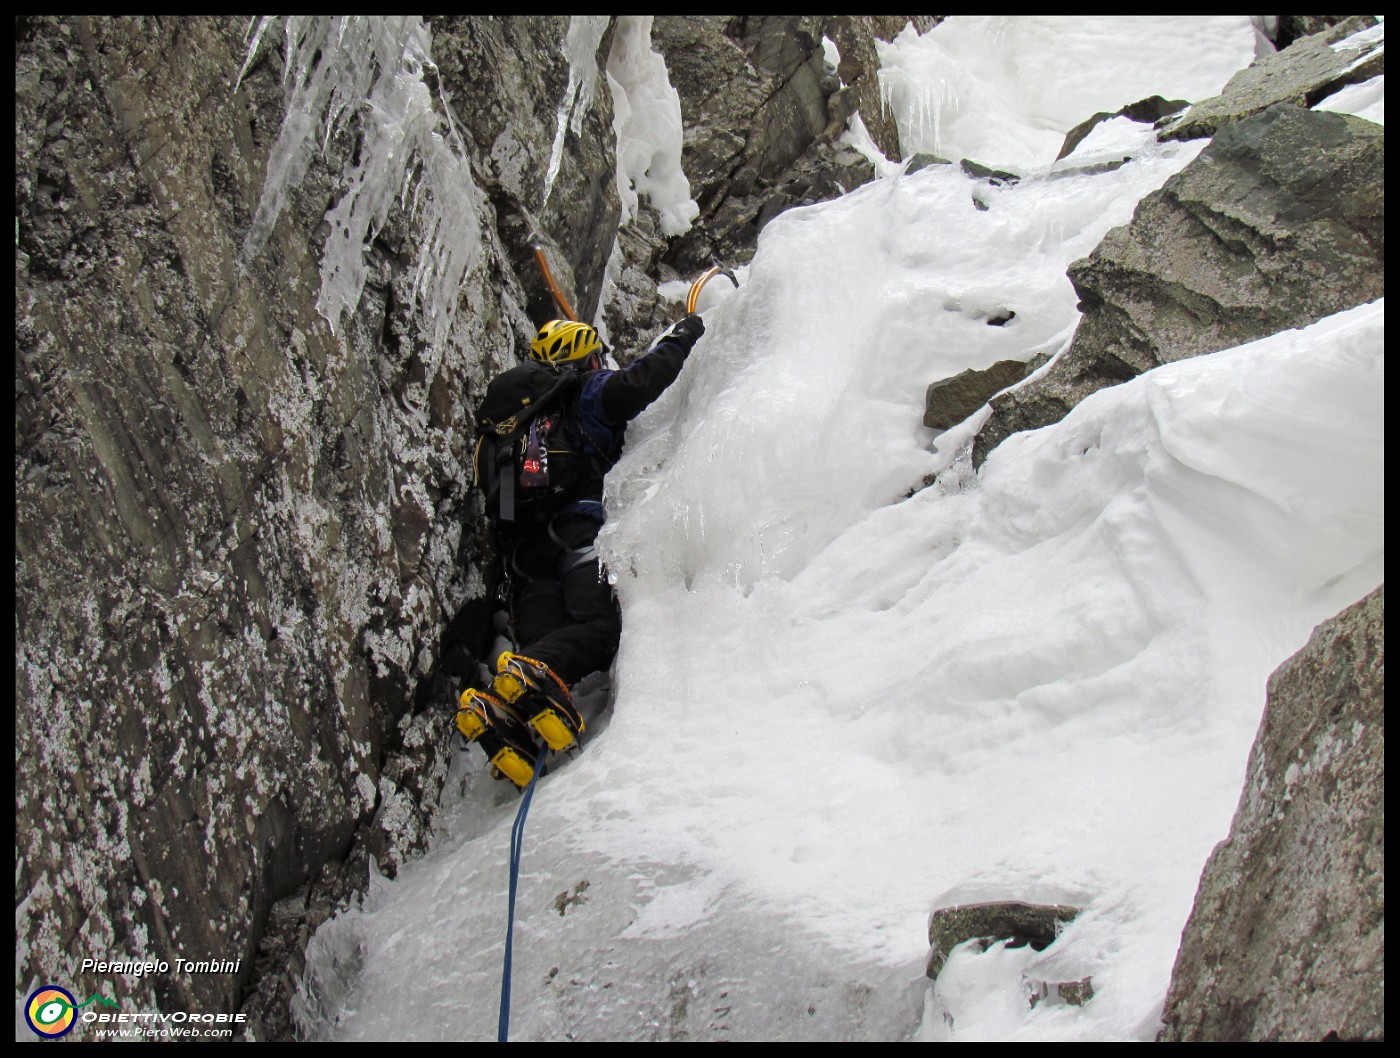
top-left (456, 312), bottom-right (706, 787)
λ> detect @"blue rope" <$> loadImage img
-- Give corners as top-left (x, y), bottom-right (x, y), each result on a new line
top-left (498, 762), bottom-right (541, 1043)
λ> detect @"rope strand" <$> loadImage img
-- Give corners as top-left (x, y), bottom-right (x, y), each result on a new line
top-left (498, 762), bottom-right (542, 1042)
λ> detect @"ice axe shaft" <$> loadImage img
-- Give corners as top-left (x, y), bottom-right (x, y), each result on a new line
top-left (531, 242), bottom-right (577, 322)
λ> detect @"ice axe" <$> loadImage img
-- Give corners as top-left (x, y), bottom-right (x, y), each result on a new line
top-left (529, 236), bottom-right (578, 322)
top-left (686, 260), bottom-right (739, 314)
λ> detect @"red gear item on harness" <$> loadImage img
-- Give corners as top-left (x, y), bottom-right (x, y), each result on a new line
top-left (520, 418), bottom-right (550, 487)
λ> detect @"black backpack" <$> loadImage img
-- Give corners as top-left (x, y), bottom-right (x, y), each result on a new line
top-left (473, 360), bottom-right (588, 529)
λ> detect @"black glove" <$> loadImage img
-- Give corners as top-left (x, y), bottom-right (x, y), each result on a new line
top-left (668, 313), bottom-right (705, 349)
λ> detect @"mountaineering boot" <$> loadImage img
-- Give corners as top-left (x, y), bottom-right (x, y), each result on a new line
top-left (456, 687), bottom-right (539, 788)
top-left (492, 652), bottom-right (585, 752)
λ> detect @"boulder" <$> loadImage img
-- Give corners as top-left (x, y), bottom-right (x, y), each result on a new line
top-left (960, 158), bottom-right (1022, 187)
top-left (1158, 586), bottom-right (1384, 1042)
top-left (907, 152), bottom-right (953, 174)
top-left (1267, 16), bottom-right (1366, 51)
top-left (1029, 976), bottom-right (1095, 1009)
top-left (1057, 95), bottom-right (1190, 161)
top-left (926, 900), bottom-right (1081, 980)
top-left (1158, 16), bottom-right (1383, 142)
top-left (924, 355), bottom-right (1044, 433)
top-left (973, 103), bottom-right (1384, 468)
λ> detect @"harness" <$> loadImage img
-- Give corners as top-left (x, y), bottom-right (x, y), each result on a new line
top-left (506, 503), bottom-right (605, 585)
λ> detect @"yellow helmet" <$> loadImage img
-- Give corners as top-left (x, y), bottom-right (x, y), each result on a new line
top-left (530, 320), bottom-right (602, 365)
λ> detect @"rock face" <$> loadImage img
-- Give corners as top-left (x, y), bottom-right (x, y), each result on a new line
top-left (427, 15), bottom-right (621, 327)
top-left (823, 16), bottom-right (943, 161)
top-left (972, 102), bottom-right (1384, 467)
top-left (14, 13), bottom-right (608, 1028)
top-left (19, 13), bottom-right (1382, 1043)
top-left (1158, 586), bottom-right (1385, 1042)
top-left (653, 16), bottom-right (927, 275)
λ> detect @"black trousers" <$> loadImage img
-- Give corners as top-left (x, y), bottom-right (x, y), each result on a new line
top-left (509, 514), bottom-right (621, 687)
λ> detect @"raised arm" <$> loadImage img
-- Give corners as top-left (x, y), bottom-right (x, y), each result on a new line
top-left (598, 315), bottom-right (705, 424)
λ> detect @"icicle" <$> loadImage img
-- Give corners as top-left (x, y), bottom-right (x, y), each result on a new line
top-left (594, 233), bottom-right (624, 346)
top-left (239, 17), bottom-right (483, 352)
top-left (543, 15), bottom-right (610, 208)
top-left (877, 37), bottom-right (964, 161)
top-left (234, 16), bottom-right (276, 94)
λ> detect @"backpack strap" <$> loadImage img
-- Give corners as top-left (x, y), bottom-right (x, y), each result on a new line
top-left (495, 434), bottom-right (517, 525)
top-left (479, 367), bottom-right (582, 436)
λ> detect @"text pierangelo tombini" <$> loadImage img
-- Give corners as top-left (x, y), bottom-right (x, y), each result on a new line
top-left (79, 958), bottom-right (242, 977)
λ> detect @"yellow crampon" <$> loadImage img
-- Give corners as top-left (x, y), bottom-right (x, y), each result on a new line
top-left (528, 706), bottom-right (580, 754)
top-left (488, 744), bottom-right (537, 788)
top-left (455, 688), bottom-right (493, 741)
top-left (493, 652), bottom-right (584, 752)
top-left (456, 687), bottom-right (539, 788)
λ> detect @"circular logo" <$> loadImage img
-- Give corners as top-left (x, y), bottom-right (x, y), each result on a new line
top-left (26, 985), bottom-right (78, 1038)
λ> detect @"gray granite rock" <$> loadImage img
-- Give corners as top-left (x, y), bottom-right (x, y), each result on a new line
top-left (924, 356), bottom-right (1045, 432)
top-left (1057, 95), bottom-right (1189, 161)
top-left (926, 900), bottom-right (1081, 980)
top-left (1158, 16), bottom-right (1383, 142)
top-left (973, 103), bottom-right (1384, 468)
top-left (1158, 586), bottom-right (1384, 1042)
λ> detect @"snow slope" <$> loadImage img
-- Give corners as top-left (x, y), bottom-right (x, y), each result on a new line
top-left (295, 16), bottom-right (1383, 1042)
